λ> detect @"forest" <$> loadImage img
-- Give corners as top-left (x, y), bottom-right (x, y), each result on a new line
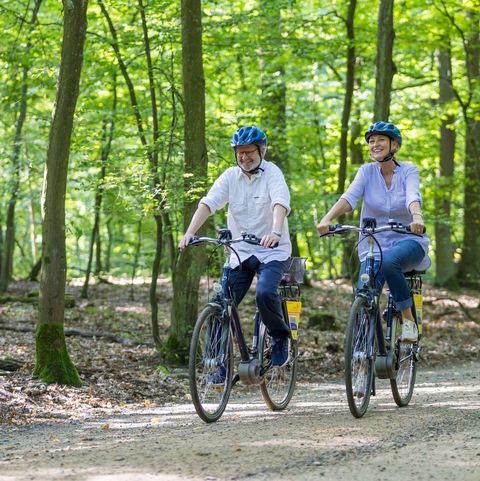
top-left (0, 0), bottom-right (478, 385)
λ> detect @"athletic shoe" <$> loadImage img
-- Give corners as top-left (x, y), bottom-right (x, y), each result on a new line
top-left (401, 320), bottom-right (418, 343)
top-left (271, 336), bottom-right (289, 367)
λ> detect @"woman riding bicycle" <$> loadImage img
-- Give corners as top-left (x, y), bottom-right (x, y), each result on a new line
top-left (179, 126), bottom-right (292, 368)
top-left (316, 121), bottom-right (430, 343)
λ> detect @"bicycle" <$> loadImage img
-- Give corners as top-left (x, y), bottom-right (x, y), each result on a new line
top-left (187, 229), bottom-right (305, 423)
top-left (322, 218), bottom-right (424, 418)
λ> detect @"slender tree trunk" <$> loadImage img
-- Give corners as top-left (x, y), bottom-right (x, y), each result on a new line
top-left (34, 0), bottom-right (88, 386)
top-left (373, 0), bottom-right (395, 121)
top-left (130, 218), bottom-right (143, 301)
top-left (82, 76), bottom-right (116, 298)
top-left (337, 0), bottom-right (356, 196)
top-left (458, 15), bottom-right (480, 285)
top-left (169, 0), bottom-right (208, 362)
top-left (434, 43), bottom-right (457, 287)
top-left (139, 0), bottom-right (165, 348)
top-left (0, 0), bottom-right (43, 292)
top-left (337, 0), bottom-right (357, 278)
top-left (259, 2), bottom-right (287, 171)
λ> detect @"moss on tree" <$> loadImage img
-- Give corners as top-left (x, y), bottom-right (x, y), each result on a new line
top-left (162, 334), bottom-right (190, 364)
top-left (33, 324), bottom-right (81, 386)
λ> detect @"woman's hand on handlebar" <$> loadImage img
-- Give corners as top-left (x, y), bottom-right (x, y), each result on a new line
top-left (316, 218), bottom-right (332, 235)
top-left (409, 219), bottom-right (425, 236)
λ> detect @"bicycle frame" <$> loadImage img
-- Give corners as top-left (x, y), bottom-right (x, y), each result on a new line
top-left (324, 218), bottom-right (422, 408)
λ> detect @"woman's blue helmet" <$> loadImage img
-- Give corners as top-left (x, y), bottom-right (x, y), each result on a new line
top-left (230, 126), bottom-right (267, 148)
top-left (364, 121), bottom-right (402, 147)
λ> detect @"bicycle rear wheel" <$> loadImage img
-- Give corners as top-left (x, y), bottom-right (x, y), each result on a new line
top-left (345, 296), bottom-right (375, 418)
top-left (390, 340), bottom-right (417, 406)
top-left (259, 325), bottom-right (298, 410)
top-left (189, 305), bottom-right (234, 422)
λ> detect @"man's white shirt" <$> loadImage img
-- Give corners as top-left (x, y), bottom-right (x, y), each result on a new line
top-left (199, 160), bottom-right (292, 268)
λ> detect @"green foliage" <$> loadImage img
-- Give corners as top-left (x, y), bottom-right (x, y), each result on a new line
top-left (0, 0), bottom-right (476, 284)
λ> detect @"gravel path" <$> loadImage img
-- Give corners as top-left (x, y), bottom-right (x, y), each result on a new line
top-left (1, 360), bottom-right (479, 481)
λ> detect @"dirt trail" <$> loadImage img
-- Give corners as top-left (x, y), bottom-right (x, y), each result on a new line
top-left (1, 360), bottom-right (479, 481)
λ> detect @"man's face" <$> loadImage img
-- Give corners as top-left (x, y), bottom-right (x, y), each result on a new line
top-left (236, 145), bottom-right (261, 172)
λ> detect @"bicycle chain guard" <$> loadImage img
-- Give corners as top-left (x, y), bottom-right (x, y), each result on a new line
top-left (238, 359), bottom-right (263, 385)
top-left (375, 352), bottom-right (397, 379)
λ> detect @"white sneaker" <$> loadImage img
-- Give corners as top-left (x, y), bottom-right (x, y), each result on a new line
top-left (401, 320), bottom-right (418, 343)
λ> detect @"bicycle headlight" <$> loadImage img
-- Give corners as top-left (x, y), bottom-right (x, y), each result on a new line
top-left (360, 273), bottom-right (370, 284)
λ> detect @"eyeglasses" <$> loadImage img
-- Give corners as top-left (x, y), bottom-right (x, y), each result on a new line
top-left (236, 148), bottom-right (258, 159)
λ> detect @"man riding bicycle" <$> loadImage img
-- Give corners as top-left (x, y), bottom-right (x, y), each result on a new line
top-left (179, 126), bottom-right (292, 370)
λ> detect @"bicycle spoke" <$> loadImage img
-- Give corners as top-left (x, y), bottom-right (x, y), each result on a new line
top-left (345, 296), bottom-right (374, 418)
top-left (260, 328), bottom-right (297, 411)
top-left (391, 341), bottom-right (417, 406)
top-left (189, 306), bottom-right (233, 422)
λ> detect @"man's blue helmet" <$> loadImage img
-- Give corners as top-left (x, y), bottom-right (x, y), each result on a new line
top-left (230, 126), bottom-right (267, 148)
top-left (364, 121), bottom-right (402, 147)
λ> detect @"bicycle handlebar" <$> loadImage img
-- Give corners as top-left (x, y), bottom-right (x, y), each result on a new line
top-left (188, 232), bottom-right (263, 247)
top-left (323, 220), bottom-right (426, 237)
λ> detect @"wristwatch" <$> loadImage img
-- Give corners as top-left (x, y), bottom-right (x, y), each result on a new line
top-left (272, 230), bottom-right (282, 237)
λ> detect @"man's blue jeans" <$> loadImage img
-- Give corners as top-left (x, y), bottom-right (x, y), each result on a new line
top-left (222, 256), bottom-right (290, 339)
top-left (358, 240), bottom-right (425, 310)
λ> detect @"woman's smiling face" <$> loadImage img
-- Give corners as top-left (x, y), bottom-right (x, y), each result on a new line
top-left (368, 134), bottom-right (399, 162)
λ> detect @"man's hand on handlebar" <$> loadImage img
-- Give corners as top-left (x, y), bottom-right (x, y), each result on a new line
top-left (179, 233), bottom-right (195, 251)
top-left (260, 232), bottom-right (280, 248)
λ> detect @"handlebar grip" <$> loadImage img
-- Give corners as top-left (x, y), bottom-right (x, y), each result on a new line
top-left (188, 235), bottom-right (201, 244)
top-left (329, 224), bottom-right (343, 232)
top-left (406, 225), bottom-right (426, 234)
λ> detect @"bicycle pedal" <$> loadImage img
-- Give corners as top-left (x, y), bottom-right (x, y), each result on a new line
top-left (413, 345), bottom-right (422, 362)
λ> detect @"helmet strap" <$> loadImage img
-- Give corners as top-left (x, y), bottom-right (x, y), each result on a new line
top-left (375, 139), bottom-right (399, 166)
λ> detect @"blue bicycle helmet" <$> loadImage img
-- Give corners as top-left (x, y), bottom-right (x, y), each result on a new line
top-left (364, 121), bottom-right (402, 147)
top-left (230, 126), bottom-right (267, 148)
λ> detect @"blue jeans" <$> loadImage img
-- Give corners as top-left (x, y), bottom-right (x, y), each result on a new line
top-left (222, 256), bottom-right (290, 338)
top-left (358, 240), bottom-right (425, 310)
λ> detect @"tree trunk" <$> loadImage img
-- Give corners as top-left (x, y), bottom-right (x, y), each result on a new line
top-left (168, 0), bottom-right (208, 362)
top-left (373, 0), bottom-right (395, 121)
top-left (337, 0), bottom-right (357, 278)
top-left (34, 0), bottom-right (88, 386)
top-left (458, 15), bottom-right (480, 285)
top-left (337, 0), bottom-right (357, 196)
top-left (259, 2), bottom-right (287, 171)
top-left (82, 76), bottom-right (116, 298)
top-left (434, 43), bottom-right (457, 287)
top-left (0, 0), bottom-right (43, 292)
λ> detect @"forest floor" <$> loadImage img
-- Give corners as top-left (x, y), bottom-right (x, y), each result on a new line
top-left (0, 277), bottom-right (479, 480)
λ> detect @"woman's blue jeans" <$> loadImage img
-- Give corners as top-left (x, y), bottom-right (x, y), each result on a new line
top-left (358, 240), bottom-right (425, 310)
top-left (221, 256), bottom-right (290, 339)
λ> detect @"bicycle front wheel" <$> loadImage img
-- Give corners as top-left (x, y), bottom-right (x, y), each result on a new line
top-left (189, 305), bottom-right (234, 423)
top-left (344, 296), bottom-right (375, 418)
top-left (390, 340), bottom-right (417, 406)
top-left (259, 325), bottom-right (298, 411)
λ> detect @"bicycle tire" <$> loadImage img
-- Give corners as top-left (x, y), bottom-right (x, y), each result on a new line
top-left (390, 339), bottom-right (417, 407)
top-left (259, 324), bottom-right (298, 411)
top-left (189, 305), bottom-right (234, 423)
top-left (344, 296), bottom-right (375, 418)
